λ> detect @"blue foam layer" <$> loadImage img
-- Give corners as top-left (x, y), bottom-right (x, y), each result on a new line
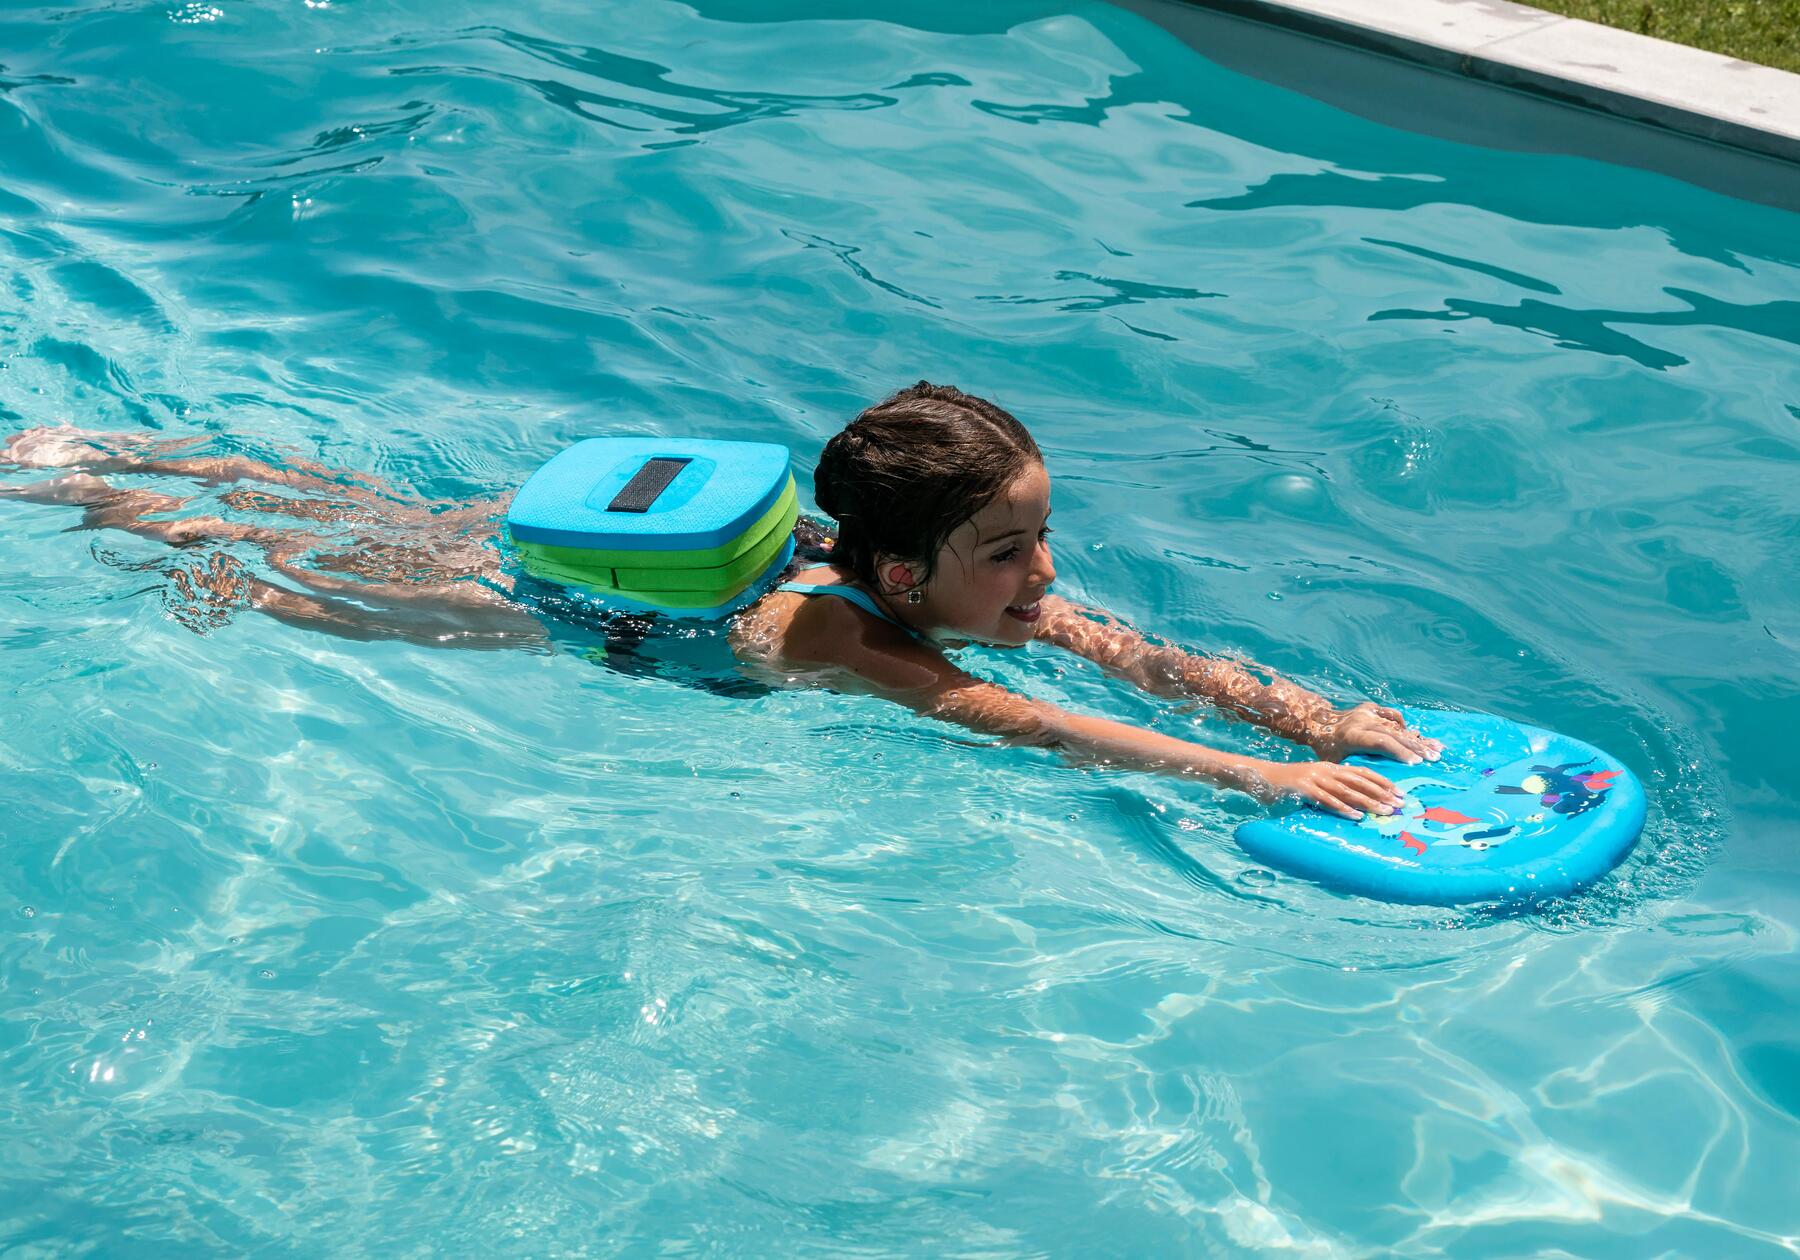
top-left (508, 437), bottom-right (792, 552)
top-left (1232, 709), bottom-right (1646, 905)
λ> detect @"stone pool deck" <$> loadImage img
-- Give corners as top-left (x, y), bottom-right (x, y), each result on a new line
top-left (1182, 0), bottom-right (1800, 163)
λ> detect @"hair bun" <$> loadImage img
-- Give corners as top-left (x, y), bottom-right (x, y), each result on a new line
top-left (812, 429), bottom-right (854, 520)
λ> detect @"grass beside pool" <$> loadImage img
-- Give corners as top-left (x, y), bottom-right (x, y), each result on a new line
top-left (1522, 0), bottom-right (1800, 73)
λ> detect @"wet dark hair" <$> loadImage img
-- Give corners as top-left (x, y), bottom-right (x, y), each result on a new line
top-left (813, 381), bottom-right (1042, 586)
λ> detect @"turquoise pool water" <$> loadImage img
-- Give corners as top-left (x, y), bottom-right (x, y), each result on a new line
top-left (3, 0), bottom-right (1798, 1253)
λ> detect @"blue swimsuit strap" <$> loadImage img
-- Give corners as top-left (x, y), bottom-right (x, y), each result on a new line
top-left (774, 582), bottom-right (920, 638)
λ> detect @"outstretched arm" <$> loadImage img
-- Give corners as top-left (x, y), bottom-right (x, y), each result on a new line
top-left (1034, 596), bottom-right (1440, 765)
top-left (759, 599), bottom-right (1404, 819)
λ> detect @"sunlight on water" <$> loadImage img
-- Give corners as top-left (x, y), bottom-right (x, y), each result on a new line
top-left (1, 0), bottom-right (1797, 1254)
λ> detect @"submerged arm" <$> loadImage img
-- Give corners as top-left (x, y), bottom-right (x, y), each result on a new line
top-left (763, 599), bottom-right (1402, 819)
top-left (1034, 596), bottom-right (1440, 764)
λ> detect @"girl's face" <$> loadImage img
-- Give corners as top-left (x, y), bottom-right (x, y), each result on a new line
top-left (897, 461), bottom-right (1056, 646)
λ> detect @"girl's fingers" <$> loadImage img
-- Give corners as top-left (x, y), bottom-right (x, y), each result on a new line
top-left (1348, 781), bottom-right (1397, 814)
top-left (1310, 790), bottom-right (1359, 820)
top-left (1374, 705), bottom-right (1406, 726)
top-left (1367, 732), bottom-right (1422, 765)
top-left (1401, 730), bottom-right (1442, 762)
top-left (1337, 716), bottom-right (1431, 764)
top-left (1351, 766), bottom-right (1400, 798)
top-left (1328, 770), bottom-right (1396, 815)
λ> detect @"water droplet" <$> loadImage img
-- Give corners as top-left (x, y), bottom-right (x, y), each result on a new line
top-left (1239, 869), bottom-right (1277, 888)
top-left (20, 906), bottom-right (36, 919)
top-left (257, 969), bottom-right (275, 980)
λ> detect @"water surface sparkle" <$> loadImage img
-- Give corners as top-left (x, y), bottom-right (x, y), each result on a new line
top-left (1, 1), bottom-right (1798, 1255)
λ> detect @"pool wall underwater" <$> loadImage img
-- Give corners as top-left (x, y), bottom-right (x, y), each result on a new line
top-left (1122, 0), bottom-right (1800, 210)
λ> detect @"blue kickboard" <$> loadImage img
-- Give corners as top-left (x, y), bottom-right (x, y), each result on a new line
top-left (1232, 709), bottom-right (1646, 905)
top-left (507, 437), bottom-right (792, 552)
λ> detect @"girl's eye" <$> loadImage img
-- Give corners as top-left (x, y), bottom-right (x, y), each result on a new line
top-left (990, 528), bottom-right (1052, 565)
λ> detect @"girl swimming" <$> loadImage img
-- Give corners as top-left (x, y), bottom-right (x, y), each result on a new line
top-left (2, 381), bottom-right (1438, 818)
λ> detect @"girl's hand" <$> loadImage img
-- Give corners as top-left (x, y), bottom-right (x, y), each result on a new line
top-left (1253, 760), bottom-right (1406, 821)
top-left (1308, 703), bottom-right (1443, 766)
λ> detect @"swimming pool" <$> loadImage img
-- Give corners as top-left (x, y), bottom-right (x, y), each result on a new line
top-left (2, 0), bottom-right (1797, 1253)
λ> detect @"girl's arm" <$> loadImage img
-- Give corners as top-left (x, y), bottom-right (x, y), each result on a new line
top-left (1033, 596), bottom-right (1440, 765)
top-left (765, 599), bottom-right (1403, 820)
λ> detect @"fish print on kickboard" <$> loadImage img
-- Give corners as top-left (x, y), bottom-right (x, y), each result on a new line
top-left (1354, 755), bottom-right (1619, 860)
top-left (1353, 775), bottom-right (1521, 855)
top-left (1492, 760), bottom-right (1620, 819)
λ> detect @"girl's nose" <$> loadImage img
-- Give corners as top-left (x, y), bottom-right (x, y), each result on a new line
top-left (1033, 538), bottom-right (1057, 588)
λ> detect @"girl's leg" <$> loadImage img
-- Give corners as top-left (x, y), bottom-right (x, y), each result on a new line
top-left (8, 425), bottom-right (513, 577)
top-left (3, 471), bottom-right (319, 551)
top-left (263, 548), bottom-right (525, 615)
top-left (209, 473), bottom-right (512, 539)
top-left (3, 472), bottom-right (543, 648)
top-left (3, 425), bottom-right (414, 503)
top-left (245, 577), bottom-right (546, 649)
top-left (3, 472), bottom-right (195, 532)
top-left (1, 426), bottom-right (203, 469)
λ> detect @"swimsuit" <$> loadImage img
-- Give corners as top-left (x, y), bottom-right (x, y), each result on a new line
top-left (774, 581), bottom-right (922, 639)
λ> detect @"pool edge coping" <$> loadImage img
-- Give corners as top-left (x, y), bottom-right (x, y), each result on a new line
top-left (1164, 0), bottom-right (1800, 165)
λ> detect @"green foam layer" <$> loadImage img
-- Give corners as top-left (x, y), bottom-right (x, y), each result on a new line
top-left (514, 481), bottom-right (798, 606)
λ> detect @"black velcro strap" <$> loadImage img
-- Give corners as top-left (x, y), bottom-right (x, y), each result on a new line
top-left (606, 457), bottom-right (691, 513)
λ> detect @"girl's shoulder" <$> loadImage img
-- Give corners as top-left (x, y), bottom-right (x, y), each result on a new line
top-left (731, 566), bottom-right (918, 671)
top-left (774, 567), bottom-right (894, 616)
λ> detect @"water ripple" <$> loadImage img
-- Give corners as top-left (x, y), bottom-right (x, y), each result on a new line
top-left (1, 0), bottom-right (1797, 1254)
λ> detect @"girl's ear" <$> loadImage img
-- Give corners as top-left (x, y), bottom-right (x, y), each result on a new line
top-left (873, 555), bottom-right (922, 595)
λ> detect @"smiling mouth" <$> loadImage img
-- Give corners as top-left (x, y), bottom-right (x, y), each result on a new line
top-left (1004, 600), bottom-right (1042, 624)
